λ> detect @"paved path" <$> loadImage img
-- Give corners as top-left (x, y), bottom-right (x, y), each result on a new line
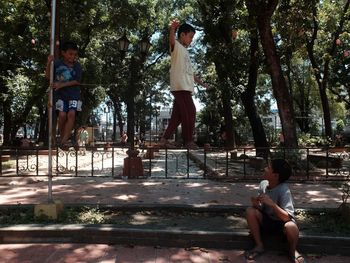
top-left (0, 177), bottom-right (343, 208)
top-left (0, 243), bottom-right (349, 263)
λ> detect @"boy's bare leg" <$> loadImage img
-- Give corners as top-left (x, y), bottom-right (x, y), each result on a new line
top-left (284, 221), bottom-right (304, 262)
top-left (61, 110), bottom-right (76, 144)
top-left (246, 207), bottom-right (264, 251)
top-left (57, 112), bottom-right (67, 144)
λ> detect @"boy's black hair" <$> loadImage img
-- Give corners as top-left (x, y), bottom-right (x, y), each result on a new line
top-left (177, 23), bottom-right (196, 38)
top-left (60, 41), bottom-right (78, 51)
top-left (271, 158), bottom-right (292, 183)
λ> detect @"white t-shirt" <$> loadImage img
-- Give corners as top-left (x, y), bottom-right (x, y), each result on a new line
top-left (170, 40), bottom-right (194, 93)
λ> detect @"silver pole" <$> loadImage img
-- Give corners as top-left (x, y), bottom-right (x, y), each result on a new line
top-left (48, 0), bottom-right (57, 203)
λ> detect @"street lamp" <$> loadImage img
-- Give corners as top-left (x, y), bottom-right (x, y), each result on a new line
top-left (117, 33), bottom-right (151, 179)
top-left (104, 101), bottom-right (112, 142)
top-left (140, 35), bottom-right (152, 55)
top-left (155, 106), bottom-right (160, 142)
top-left (117, 33), bottom-right (130, 54)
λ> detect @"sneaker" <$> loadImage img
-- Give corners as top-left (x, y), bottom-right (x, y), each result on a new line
top-left (185, 141), bottom-right (199, 150)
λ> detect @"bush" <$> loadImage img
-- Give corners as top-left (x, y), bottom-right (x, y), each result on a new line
top-left (298, 133), bottom-right (331, 147)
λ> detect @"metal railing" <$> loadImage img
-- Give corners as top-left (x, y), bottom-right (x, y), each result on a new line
top-left (1, 145), bottom-right (349, 181)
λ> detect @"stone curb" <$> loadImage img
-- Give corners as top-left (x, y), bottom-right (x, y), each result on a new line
top-left (0, 204), bottom-right (348, 255)
top-left (1, 224), bottom-right (350, 255)
top-left (0, 203), bottom-right (336, 213)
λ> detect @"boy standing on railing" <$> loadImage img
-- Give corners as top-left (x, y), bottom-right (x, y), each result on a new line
top-left (158, 19), bottom-right (208, 149)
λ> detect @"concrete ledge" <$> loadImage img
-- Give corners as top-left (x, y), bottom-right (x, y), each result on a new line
top-left (1, 224), bottom-right (350, 255)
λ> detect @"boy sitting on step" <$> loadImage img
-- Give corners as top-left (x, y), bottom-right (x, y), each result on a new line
top-left (245, 158), bottom-right (305, 263)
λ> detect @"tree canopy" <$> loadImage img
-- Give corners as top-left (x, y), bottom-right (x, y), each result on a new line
top-left (0, 0), bottom-right (349, 148)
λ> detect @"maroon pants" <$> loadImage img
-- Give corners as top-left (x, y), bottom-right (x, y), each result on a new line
top-left (163, 90), bottom-right (196, 144)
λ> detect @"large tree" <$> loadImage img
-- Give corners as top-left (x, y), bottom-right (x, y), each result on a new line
top-left (240, 7), bottom-right (269, 155)
top-left (305, 0), bottom-right (350, 138)
top-left (247, 0), bottom-right (297, 147)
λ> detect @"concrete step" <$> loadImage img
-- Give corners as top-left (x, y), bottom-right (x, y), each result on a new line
top-left (1, 224), bottom-right (350, 256)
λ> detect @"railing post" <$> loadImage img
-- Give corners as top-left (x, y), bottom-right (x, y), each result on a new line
top-left (204, 147), bottom-right (207, 178)
top-left (326, 147), bottom-right (329, 178)
top-left (112, 146), bottom-right (115, 177)
top-left (75, 149), bottom-right (78, 177)
top-left (0, 148), bottom-right (2, 176)
top-left (65, 151), bottom-right (68, 171)
top-left (225, 148), bottom-right (229, 177)
top-left (91, 148), bottom-right (94, 177)
top-left (36, 148), bottom-right (39, 176)
top-left (306, 148), bottom-right (310, 181)
top-left (56, 146), bottom-right (59, 176)
top-left (165, 148), bottom-right (168, 178)
top-left (149, 146), bottom-right (152, 177)
top-left (243, 148), bottom-right (246, 179)
top-left (187, 148), bottom-right (189, 178)
top-left (16, 148), bottom-right (19, 176)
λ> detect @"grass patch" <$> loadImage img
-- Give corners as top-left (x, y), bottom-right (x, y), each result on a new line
top-left (296, 209), bottom-right (350, 236)
top-left (1, 160), bottom-right (15, 170)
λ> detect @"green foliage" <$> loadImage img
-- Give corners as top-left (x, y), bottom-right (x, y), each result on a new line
top-left (0, 206), bottom-right (34, 224)
top-left (298, 133), bottom-right (332, 147)
top-left (0, 0), bottom-right (350, 147)
top-left (296, 209), bottom-right (350, 235)
top-left (336, 119), bottom-right (345, 133)
top-left (65, 207), bottom-right (106, 224)
top-left (0, 206), bottom-right (107, 224)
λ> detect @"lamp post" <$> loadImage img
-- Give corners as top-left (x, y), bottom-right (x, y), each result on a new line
top-left (155, 106), bottom-right (160, 142)
top-left (117, 33), bottom-right (151, 178)
top-left (149, 96), bottom-right (152, 146)
top-left (104, 101), bottom-right (111, 142)
top-left (117, 33), bottom-right (151, 150)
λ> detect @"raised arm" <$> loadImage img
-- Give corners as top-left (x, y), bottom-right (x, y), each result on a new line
top-left (169, 19), bottom-right (180, 52)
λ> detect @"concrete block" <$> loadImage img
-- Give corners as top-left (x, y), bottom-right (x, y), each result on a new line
top-left (34, 201), bottom-right (64, 220)
top-left (123, 157), bottom-right (144, 178)
top-left (54, 200), bottom-right (64, 214)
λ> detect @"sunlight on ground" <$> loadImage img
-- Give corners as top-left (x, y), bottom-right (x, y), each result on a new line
top-left (115, 194), bottom-right (137, 201)
top-left (159, 196), bottom-right (181, 202)
top-left (131, 214), bottom-right (152, 225)
top-left (203, 186), bottom-right (231, 193)
top-left (244, 183), bottom-right (259, 190)
top-left (306, 190), bottom-right (322, 195)
top-left (141, 182), bottom-right (164, 186)
top-left (185, 183), bottom-right (206, 188)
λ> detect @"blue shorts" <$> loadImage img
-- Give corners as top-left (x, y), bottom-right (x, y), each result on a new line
top-left (56, 99), bottom-right (82, 112)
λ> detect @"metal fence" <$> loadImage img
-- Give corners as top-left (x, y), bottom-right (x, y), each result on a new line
top-left (1, 145), bottom-right (349, 181)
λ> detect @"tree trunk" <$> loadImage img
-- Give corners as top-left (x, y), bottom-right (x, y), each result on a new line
top-left (221, 90), bottom-right (235, 149)
top-left (112, 109), bottom-right (117, 142)
top-left (241, 21), bottom-right (269, 157)
top-left (255, 3), bottom-right (297, 147)
top-left (306, 0), bottom-right (349, 138)
top-left (3, 99), bottom-right (12, 145)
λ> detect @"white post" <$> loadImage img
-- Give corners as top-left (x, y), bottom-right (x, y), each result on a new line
top-left (48, 0), bottom-right (57, 203)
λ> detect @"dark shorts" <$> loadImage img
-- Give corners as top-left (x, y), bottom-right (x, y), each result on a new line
top-left (260, 212), bottom-right (290, 235)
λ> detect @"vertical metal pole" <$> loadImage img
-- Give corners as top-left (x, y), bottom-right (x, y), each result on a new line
top-left (48, 0), bottom-right (57, 203)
